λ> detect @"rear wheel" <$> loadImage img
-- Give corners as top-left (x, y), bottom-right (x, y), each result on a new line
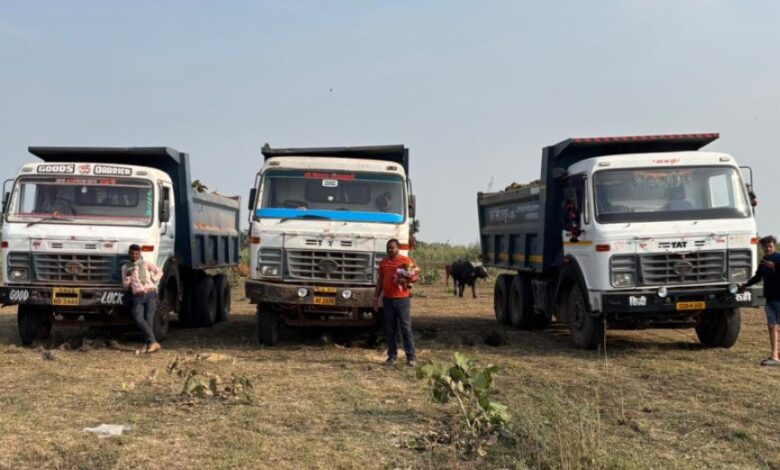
top-left (153, 296), bottom-right (171, 341)
top-left (566, 285), bottom-right (604, 350)
top-left (509, 275), bottom-right (534, 330)
top-left (193, 275), bottom-right (218, 327)
top-left (257, 303), bottom-right (280, 346)
top-left (214, 274), bottom-right (231, 323)
top-left (696, 308), bottom-right (740, 348)
top-left (18, 305), bottom-right (52, 346)
top-left (493, 274), bottom-right (512, 325)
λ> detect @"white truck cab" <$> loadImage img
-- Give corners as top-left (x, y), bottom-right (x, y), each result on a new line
top-left (245, 145), bottom-right (415, 345)
top-left (478, 133), bottom-right (761, 349)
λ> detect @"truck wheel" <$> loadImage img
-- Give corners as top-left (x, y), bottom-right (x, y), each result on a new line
top-left (18, 305), bottom-right (52, 346)
top-left (193, 275), bottom-right (218, 327)
top-left (493, 274), bottom-right (512, 325)
top-left (153, 297), bottom-right (171, 341)
top-left (257, 303), bottom-right (280, 346)
top-left (214, 274), bottom-right (231, 323)
top-left (696, 308), bottom-right (741, 348)
top-left (566, 285), bottom-right (604, 350)
top-left (509, 275), bottom-right (534, 330)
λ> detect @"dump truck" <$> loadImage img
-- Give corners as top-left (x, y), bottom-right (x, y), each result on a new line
top-left (246, 145), bottom-right (416, 345)
top-left (0, 147), bottom-right (241, 345)
top-left (477, 133), bottom-right (761, 349)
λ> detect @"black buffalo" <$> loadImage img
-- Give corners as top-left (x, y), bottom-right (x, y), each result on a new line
top-left (446, 260), bottom-right (488, 298)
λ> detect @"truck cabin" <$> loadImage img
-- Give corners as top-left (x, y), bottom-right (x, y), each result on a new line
top-left (253, 145), bottom-right (412, 224)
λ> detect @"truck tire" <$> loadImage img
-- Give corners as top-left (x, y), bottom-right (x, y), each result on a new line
top-left (214, 274), bottom-right (231, 323)
top-left (153, 296), bottom-right (171, 341)
top-left (257, 303), bottom-right (280, 346)
top-left (509, 275), bottom-right (534, 330)
top-left (18, 305), bottom-right (52, 346)
top-left (193, 275), bottom-right (218, 327)
top-left (493, 274), bottom-right (512, 325)
top-left (566, 285), bottom-right (604, 350)
top-left (696, 308), bottom-right (740, 348)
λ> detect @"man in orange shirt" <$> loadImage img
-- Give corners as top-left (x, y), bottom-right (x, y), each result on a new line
top-left (373, 239), bottom-right (416, 367)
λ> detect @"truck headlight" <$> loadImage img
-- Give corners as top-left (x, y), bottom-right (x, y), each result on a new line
top-left (341, 289), bottom-right (352, 300)
top-left (728, 267), bottom-right (750, 282)
top-left (260, 265), bottom-right (280, 277)
top-left (9, 269), bottom-right (28, 281)
top-left (611, 272), bottom-right (635, 288)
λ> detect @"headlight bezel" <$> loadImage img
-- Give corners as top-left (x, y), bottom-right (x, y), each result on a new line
top-left (610, 254), bottom-right (637, 288)
top-left (728, 267), bottom-right (750, 283)
top-left (256, 248), bottom-right (282, 278)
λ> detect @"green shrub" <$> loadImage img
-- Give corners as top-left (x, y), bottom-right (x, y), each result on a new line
top-left (416, 352), bottom-right (510, 434)
top-left (412, 240), bottom-right (481, 268)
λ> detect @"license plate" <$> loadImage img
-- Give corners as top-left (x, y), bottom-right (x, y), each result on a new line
top-left (313, 296), bottom-right (336, 306)
top-left (676, 301), bottom-right (705, 311)
top-left (314, 287), bottom-right (338, 294)
top-left (52, 287), bottom-right (81, 306)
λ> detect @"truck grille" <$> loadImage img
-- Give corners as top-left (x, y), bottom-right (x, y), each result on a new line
top-left (33, 253), bottom-right (119, 284)
top-left (639, 251), bottom-right (726, 285)
top-left (286, 250), bottom-right (372, 283)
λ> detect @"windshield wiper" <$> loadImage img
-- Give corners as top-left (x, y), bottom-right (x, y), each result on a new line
top-left (278, 214), bottom-right (332, 223)
top-left (26, 215), bottom-right (74, 227)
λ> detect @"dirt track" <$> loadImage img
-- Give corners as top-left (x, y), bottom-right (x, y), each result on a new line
top-left (1, 281), bottom-right (778, 469)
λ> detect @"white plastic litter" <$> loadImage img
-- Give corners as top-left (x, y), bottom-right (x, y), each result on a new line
top-left (83, 424), bottom-right (134, 439)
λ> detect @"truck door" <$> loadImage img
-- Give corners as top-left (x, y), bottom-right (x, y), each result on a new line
top-left (562, 174), bottom-right (593, 287)
top-left (158, 183), bottom-right (176, 265)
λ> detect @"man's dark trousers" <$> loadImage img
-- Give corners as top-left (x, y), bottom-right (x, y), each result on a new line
top-left (383, 297), bottom-right (415, 360)
top-left (131, 292), bottom-right (157, 343)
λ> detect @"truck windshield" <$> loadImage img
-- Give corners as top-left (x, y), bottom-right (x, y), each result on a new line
top-left (257, 170), bottom-right (405, 223)
top-left (6, 176), bottom-right (154, 226)
top-left (594, 166), bottom-right (751, 223)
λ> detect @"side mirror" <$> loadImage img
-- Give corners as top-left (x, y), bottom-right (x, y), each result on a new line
top-left (1, 191), bottom-right (9, 215)
top-left (160, 201), bottom-right (170, 223)
top-left (248, 188), bottom-right (257, 211)
top-left (408, 194), bottom-right (416, 218)
top-left (159, 187), bottom-right (171, 223)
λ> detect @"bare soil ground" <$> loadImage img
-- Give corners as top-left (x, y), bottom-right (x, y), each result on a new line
top-left (1, 281), bottom-right (778, 469)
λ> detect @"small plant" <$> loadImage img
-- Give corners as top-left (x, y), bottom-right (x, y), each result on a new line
top-left (167, 355), bottom-right (254, 403)
top-left (416, 353), bottom-right (510, 435)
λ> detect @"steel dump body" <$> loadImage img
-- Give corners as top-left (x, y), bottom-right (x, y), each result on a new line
top-left (261, 144), bottom-right (409, 173)
top-left (477, 134), bottom-right (721, 274)
top-left (28, 147), bottom-right (240, 269)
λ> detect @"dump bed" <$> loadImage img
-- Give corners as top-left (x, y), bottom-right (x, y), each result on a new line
top-left (261, 144), bottom-right (410, 174)
top-left (28, 147), bottom-right (241, 270)
top-left (477, 133), bottom-right (720, 273)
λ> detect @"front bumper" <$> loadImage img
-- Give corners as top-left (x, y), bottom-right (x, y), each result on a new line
top-left (600, 285), bottom-right (763, 314)
top-left (0, 284), bottom-right (130, 308)
top-left (245, 279), bottom-right (375, 308)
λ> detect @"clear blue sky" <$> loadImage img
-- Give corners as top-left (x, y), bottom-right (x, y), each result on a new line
top-left (1, 1), bottom-right (778, 243)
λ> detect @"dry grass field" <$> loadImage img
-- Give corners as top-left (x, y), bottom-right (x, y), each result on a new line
top-left (1, 279), bottom-right (779, 469)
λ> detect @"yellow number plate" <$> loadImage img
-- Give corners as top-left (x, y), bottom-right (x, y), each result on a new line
top-left (314, 287), bottom-right (338, 294)
top-left (52, 287), bottom-right (81, 306)
top-left (313, 296), bottom-right (336, 306)
top-left (676, 301), bottom-right (705, 311)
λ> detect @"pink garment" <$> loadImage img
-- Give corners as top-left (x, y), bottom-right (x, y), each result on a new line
top-left (122, 259), bottom-right (162, 296)
top-left (393, 267), bottom-right (420, 291)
